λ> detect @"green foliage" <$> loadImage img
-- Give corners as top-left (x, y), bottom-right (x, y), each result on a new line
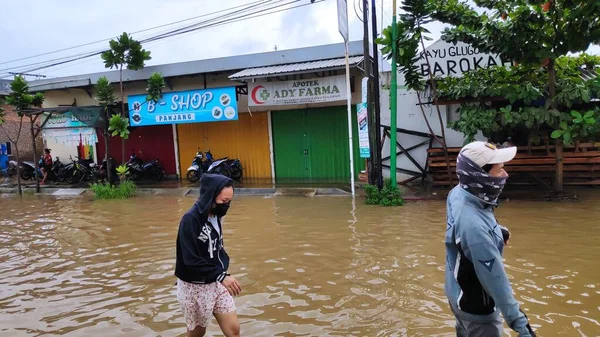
top-left (90, 180), bottom-right (137, 200)
top-left (438, 54), bottom-right (600, 144)
top-left (6, 76), bottom-right (45, 114)
top-left (116, 164), bottom-right (129, 181)
top-left (430, 0), bottom-right (600, 66)
top-left (108, 114), bottom-right (130, 139)
top-left (449, 104), bottom-right (562, 144)
top-left (550, 109), bottom-right (599, 145)
top-left (364, 179), bottom-right (404, 207)
top-left (364, 184), bottom-right (381, 205)
top-left (95, 76), bottom-right (116, 107)
top-left (101, 32), bottom-right (151, 71)
top-left (436, 54), bottom-right (600, 103)
top-left (146, 72), bottom-right (166, 102)
top-left (376, 0), bottom-right (434, 92)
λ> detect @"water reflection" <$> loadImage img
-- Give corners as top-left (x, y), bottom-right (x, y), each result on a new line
top-left (0, 195), bottom-right (599, 336)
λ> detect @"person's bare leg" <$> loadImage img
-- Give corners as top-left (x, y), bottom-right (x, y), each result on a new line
top-left (41, 169), bottom-right (47, 184)
top-left (214, 311), bottom-right (240, 337)
top-left (187, 326), bottom-right (206, 337)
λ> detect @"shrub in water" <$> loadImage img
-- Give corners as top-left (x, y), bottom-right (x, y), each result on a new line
top-left (90, 180), bottom-right (137, 200)
top-left (364, 179), bottom-right (404, 206)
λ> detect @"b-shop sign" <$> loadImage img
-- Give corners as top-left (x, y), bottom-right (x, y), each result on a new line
top-left (417, 40), bottom-right (512, 77)
top-left (127, 86), bottom-right (238, 126)
top-left (249, 75), bottom-right (347, 106)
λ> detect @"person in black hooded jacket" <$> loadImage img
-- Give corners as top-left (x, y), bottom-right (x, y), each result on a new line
top-left (175, 174), bottom-right (241, 337)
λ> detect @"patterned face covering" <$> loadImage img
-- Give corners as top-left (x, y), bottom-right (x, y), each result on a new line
top-left (456, 153), bottom-right (508, 205)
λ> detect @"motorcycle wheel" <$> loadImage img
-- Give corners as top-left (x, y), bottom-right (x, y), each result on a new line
top-left (55, 171), bottom-right (66, 183)
top-left (71, 169), bottom-right (84, 184)
top-left (151, 165), bottom-right (164, 181)
top-left (186, 170), bottom-right (200, 183)
top-left (130, 171), bottom-right (141, 181)
top-left (20, 169), bottom-right (32, 181)
top-left (216, 165), bottom-right (232, 178)
top-left (231, 167), bottom-right (243, 181)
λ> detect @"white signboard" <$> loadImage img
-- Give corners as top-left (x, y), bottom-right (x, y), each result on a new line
top-left (337, 0), bottom-right (349, 42)
top-left (248, 75), bottom-right (347, 106)
top-left (417, 40), bottom-right (513, 77)
top-left (361, 77), bottom-right (368, 103)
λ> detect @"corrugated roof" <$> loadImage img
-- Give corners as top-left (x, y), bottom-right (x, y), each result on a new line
top-left (28, 41), bottom-right (364, 92)
top-left (228, 56), bottom-right (364, 80)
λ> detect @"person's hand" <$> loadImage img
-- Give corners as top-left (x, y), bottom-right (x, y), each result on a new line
top-left (222, 276), bottom-right (242, 296)
top-left (500, 227), bottom-right (511, 246)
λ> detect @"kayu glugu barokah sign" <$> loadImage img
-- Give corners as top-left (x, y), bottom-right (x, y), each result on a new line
top-left (417, 40), bottom-right (513, 78)
top-left (127, 86), bottom-right (238, 126)
top-left (248, 75), bottom-right (347, 106)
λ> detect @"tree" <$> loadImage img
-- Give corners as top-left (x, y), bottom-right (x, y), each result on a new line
top-left (437, 54), bottom-right (600, 148)
top-left (430, 0), bottom-right (600, 192)
top-left (95, 76), bottom-right (117, 184)
top-left (101, 32), bottom-right (151, 163)
top-left (94, 73), bottom-right (164, 183)
top-left (376, 0), bottom-right (454, 186)
top-left (1, 76), bottom-right (45, 195)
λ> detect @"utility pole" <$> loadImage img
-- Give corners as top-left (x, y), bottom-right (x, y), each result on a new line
top-left (390, 0), bottom-right (398, 186)
top-left (361, 0), bottom-right (377, 187)
top-left (370, 0), bottom-right (383, 189)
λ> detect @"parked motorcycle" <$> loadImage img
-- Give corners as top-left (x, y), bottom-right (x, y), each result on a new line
top-left (205, 151), bottom-right (243, 181)
top-left (20, 157), bottom-right (68, 183)
top-left (69, 156), bottom-right (99, 184)
top-left (186, 150), bottom-right (211, 183)
top-left (125, 151), bottom-right (164, 181)
top-left (99, 156), bottom-right (118, 183)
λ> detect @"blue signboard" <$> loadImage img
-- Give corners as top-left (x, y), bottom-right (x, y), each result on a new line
top-left (356, 103), bottom-right (370, 158)
top-left (127, 86), bottom-right (238, 126)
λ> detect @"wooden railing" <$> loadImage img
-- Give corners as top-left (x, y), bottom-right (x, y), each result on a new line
top-left (427, 143), bottom-right (600, 187)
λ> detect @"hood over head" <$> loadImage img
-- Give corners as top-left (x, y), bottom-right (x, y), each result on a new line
top-left (195, 174), bottom-right (234, 216)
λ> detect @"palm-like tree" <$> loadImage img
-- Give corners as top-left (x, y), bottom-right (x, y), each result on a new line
top-left (101, 32), bottom-right (151, 162)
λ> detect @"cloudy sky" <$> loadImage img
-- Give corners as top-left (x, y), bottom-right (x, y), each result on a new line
top-left (0, 0), bottom-right (597, 80)
top-left (0, 0), bottom-right (422, 80)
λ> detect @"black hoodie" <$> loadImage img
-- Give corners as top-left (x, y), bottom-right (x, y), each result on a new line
top-left (175, 174), bottom-right (233, 284)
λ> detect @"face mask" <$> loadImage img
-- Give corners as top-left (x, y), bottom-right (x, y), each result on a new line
top-left (456, 153), bottom-right (507, 204)
top-left (212, 202), bottom-right (230, 217)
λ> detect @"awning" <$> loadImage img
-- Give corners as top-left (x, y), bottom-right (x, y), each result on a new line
top-left (229, 56), bottom-right (364, 81)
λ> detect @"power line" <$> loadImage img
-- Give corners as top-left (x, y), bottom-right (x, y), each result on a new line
top-left (2, 0), bottom-right (322, 78)
top-left (0, 0), bottom-right (276, 75)
top-left (0, 0), bottom-right (269, 66)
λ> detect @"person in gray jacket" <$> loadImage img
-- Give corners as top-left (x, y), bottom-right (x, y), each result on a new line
top-left (445, 141), bottom-right (536, 337)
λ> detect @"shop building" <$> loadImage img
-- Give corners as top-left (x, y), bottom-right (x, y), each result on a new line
top-left (229, 60), bottom-right (365, 183)
top-left (42, 111), bottom-right (98, 164)
top-left (30, 41), bottom-right (365, 183)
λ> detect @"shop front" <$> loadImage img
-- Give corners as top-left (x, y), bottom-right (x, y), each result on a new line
top-left (95, 124), bottom-right (177, 175)
top-left (42, 111), bottom-right (98, 164)
top-left (127, 86), bottom-right (259, 179)
top-left (176, 111), bottom-right (272, 181)
top-left (246, 74), bottom-right (364, 183)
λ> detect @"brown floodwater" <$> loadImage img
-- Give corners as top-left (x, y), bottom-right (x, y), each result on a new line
top-left (0, 193), bottom-right (599, 337)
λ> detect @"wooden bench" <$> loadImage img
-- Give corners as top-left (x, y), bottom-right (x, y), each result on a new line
top-left (427, 143), bottom-right (600, 187)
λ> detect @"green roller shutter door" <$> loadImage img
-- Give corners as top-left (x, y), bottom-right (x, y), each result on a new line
top-left (272, 106), bottom-right (364, 182)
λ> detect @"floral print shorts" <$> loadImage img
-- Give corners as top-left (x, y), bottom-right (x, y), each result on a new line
top-left (177, 279), bottom-right (236, 330)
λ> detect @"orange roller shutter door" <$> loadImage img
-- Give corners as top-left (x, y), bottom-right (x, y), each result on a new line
top-left (177, 112), bottom-right (272, 180)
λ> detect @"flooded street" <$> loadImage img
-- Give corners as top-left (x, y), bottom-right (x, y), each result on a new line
top-left (1, 194), bottom-right (599, 337)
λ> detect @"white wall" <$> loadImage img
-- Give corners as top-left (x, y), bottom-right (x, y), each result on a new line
top-left (379, 80), bottom-right (484, 182)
